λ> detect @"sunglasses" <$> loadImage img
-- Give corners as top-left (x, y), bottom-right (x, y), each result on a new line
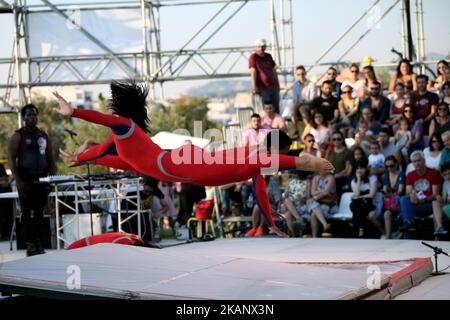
top-left (351, 70), bottom-right (358, 73)
top-left (342, 91), bottom-right (352, 94)
top-left (333, 138), bottom-right (343, 141)
top-left (306, 140), bottom-right (315, 143)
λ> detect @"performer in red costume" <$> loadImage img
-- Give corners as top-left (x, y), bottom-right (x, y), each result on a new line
top-left (53, 82), bottom-right (334, 238)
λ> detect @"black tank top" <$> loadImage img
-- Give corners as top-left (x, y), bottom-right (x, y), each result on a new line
top-left (17, 127), bottom-right (49, 179)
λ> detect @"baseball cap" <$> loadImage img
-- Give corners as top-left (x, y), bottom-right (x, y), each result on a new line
top-left (254, 38), bottom-right (267, 46)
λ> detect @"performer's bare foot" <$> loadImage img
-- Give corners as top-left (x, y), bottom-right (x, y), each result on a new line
top-left (270, 225), bottom-right (289, 238)
top-left (295, 154), bottom-right (334, 173)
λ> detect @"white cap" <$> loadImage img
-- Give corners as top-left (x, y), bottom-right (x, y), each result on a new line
top-left (254, 38), bottom-right (267, 46)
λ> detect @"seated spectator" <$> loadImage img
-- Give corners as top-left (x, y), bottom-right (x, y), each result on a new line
top-left (310, 80), bottom-right (339, 125)
top-left (325, 66), bottom-right (342, 98)
top-left (261, 103), bottom-right (287, 132)
top-left (345, 63), bottom-right (365, 99)
top-left (395, 117), bottom-right (412, 162)
top-left (350, 146), bottom-right (368, 175)
top-left (402, 105), bottom-right (424, 156)
top-left (436, 162), bottom-right (450, 231)
top-left (423, 133), bottom-right (443, 170)
top-left (360, 81), bottom-right (391, 125)
top-left (382, 156), bottom-right (405, 239)
top-left (284, 171), bottom-right (310, 237)
top-left (350, 159), bottom-right (385, 238)
top-left (291, 65), bottom-right (318, 132)
top-left (388, 59), bottom-right (417, 93)
top-left (430, 60), bottom-right (450, 94)
top-left (307, 171), bottom-right (337, 237)
top-left (359, 105), bottom-right (382, 135)
top-left (336, 84), bottom-right (358, 137)
top-left (439, 131), bottom-right (450, 169)
top-left (300, 133), bottom-right (322, 158)
top-left (399, 151), bottom-right (447, 236)
top-left (378, 127), bottom-right (398, 159)
top-left (442, 81), bottom-right (450, 105)
top-left (362, 65), bottom-right (384, 99)
top-left (368, 141), bottom-right (385, 177)
top-left (429, 102), bottom-right (450, 137)
top-left (411, 74), bottom-right (439, 133)
top-left (388, 83), bottom-right (407, 129)
top-left (354, 120), bottom-right (372, 153)
top-left (242, 113), bottom-right (269, 147)
top-left (327, 131), bottom-right (353, 197)
top-left (301, 111), bottom-right (329, 153)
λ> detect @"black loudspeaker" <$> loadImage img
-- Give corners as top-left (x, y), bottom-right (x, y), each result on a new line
top-left (15, 215), bottom-right (55, 249)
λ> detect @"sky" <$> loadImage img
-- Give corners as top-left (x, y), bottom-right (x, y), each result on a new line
top-left (0, 0), bottom-right (449, 100)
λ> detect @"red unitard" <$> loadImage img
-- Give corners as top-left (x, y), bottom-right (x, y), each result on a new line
top-left (73, 109), bottom-right (296, 227)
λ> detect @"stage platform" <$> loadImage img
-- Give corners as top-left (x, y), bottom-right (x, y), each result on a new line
top-left (0, 238), bottom-right (449, 300)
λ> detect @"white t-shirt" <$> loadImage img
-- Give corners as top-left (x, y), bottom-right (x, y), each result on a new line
top-left (309, 127), bottom-right (329, 147)
top-left (368, 153), bottom-right (385, 169)
top-left (351, 175), bottom-right (378, 193)
top-left (423, 147), bottom-right (441, 170)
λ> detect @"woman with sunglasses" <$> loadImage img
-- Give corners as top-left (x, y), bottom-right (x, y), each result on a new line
top-left (388, 59), bottom-right (418, 93)
top-left (300, 133), bottom-right (322, 158)
top-left (429, 102), bottom-right (450, 137)
top-left (327, 131), bottom-right (352, 197)
top-left (430, 60), bottom-right (450, 94)
top-left (381, 156), bottom-right (405, 239)
top-left (423, 132), bottom-right (443, 170)
top-left (336, 84), bottom-right (358, 137)
top-left (401, 105), bottom-right (424, 156)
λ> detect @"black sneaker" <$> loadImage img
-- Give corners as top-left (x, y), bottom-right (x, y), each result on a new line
top-left (26, 243), bottom-right (38, 257)
top-left (399, 222), bottom-right (416, 232)
top-left (35, 240), bottom-right (46, 255)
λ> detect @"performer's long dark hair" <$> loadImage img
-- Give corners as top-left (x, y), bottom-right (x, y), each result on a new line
top-left (110, 81), bottom-right (150, 133)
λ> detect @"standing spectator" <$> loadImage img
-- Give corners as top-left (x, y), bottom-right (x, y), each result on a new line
top-left (249, 38), bottom-right (280, 113)
top-left (362, 65), bottom-right (383, 99)
top-left (423, 133), bottom-right (443, 170)
top-left (411, 74), bottom-right (439, 132)
top-left (310, 80), bottom-right (339, 124)
top-left (381, 156), bottom-right (405, 239)
top-left (360, 81), bottom-right (391, 125)
top-left (389, 59), bottom-right (418, 93)
top-left (301, 111), bottom-right (330, 153)
top-left (242, 113), bottom-right (269, 147)
top-left (402, 105), bottom-right (424, 156)
top-left (399, 151), bottom-right (447, 236)
top-left (439, 131), bottom-right (450, 169)
top-left (430, 60), bottom-right (450, 94)
top-left (336, 84), bottom-right (358, 137)
top-left (8, 104), bottom-right (56, 256)
top-left (0, 163), bottom-right (13, 240)
top-left (429, 102), bottom-right (450, 137)
top-left (291, 65), bottom-right (318, 133)
top-left (378, 128), bottom-right (398, 159)
top-left (350, 159), bottom-right (385, 238)
top-left (327, 131), bottom-right (353, 197)
top-left (307, 172), bottom-right (336, 237)
top-left (261, 103), bottom-right (287, 132)
top-left (325, 67), bottom-right (342, 98)
top-left (300, 133), bottom-right (322, 158)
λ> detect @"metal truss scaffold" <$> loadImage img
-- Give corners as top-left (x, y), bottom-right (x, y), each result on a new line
top-left (51, 176), bottom-right (142, 250)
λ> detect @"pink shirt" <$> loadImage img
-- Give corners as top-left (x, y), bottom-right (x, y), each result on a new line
top-left (242, 128), bottom-right (270, 147)
top-left (261, 114), bottom-right (286, 130)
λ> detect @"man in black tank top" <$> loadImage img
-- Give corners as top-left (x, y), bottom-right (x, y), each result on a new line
top-left (8, 104), bottom-right (56, 256)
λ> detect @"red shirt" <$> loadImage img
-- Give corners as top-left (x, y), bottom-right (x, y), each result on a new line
top-left (406, 167), bottom-right (441, 197)
top-left (411, 91), bottom-right (439, 119)
top-left (248, 52), bottom-right (278, 90)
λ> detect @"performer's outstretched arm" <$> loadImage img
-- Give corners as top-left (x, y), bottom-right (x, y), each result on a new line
top-left (253, 175), bottom-right (288, 237)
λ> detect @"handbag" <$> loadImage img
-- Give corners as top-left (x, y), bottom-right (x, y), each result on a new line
top-left (383, 195), bottom-right (400, 212)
